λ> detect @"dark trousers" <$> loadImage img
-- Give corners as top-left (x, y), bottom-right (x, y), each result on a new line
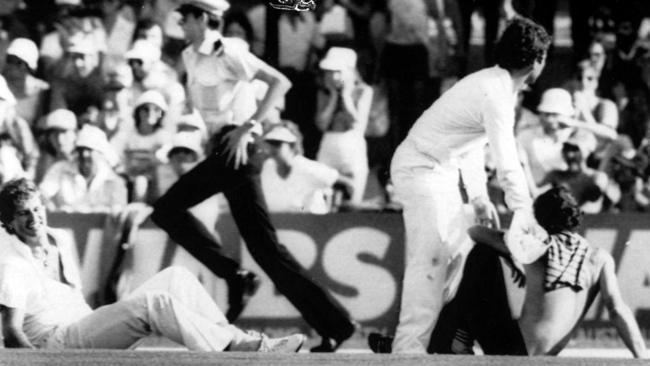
top-left (151, 129), bottom-right (354, 341)
top-left (428, 244), bottom-right (528, 355)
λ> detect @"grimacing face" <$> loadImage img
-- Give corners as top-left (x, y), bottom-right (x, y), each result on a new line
top-left (7, 194), bottom-right (48, 244)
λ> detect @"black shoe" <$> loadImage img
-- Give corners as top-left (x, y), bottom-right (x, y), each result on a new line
top-left (310, 320), bottom-right (359, 353)
top-left (226, 270), bottom-right (260, 322)
top-left (368, 332), bottom-right (393, 354)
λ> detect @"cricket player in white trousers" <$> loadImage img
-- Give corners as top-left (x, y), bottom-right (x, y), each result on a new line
top-left (390, 18), bottom-right (552, 353)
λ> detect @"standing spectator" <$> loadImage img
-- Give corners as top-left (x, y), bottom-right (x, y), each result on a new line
top-left (0, 75), bottom-right (38, 181)
top-left (2, 38), bottom-right (50, 128)
top-left (49, 35), bottom-right (106, 117)
top-left (39, 124), bottom-right (127, 212)
top-left (101, 0), bottom-right (137, 70)
top-left (33, 109), bottom-right (77, 184)
top-left (261, 122), bottom-right (354, 214)
top-left (571, 60), bottom-right (618, 168)
top-left (316, 0), bottom-right (355, 48)
top-left (39, 0), bottom-right (107, 77)
top-left (121, 90), bottom-right (172, 203)
top-left (247, 4), bottom-right (324, 157)
top-left (315, 47), bottom-right (372, 204)
top-left (151, 0), bottom-right (357, 352)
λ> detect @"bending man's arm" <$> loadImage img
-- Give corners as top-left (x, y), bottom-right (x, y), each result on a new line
top-left (599, 252), bottom-right (647, 358)
top-left (1, 305), bottom-right (34, 348)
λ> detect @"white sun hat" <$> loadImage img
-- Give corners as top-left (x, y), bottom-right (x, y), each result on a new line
top-left (7, 38), bottom-right (39, 71)
top-left (319, 47), bottom-right (358, 71)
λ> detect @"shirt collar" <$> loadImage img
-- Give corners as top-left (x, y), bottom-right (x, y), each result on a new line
top-left (197, 30), bottom-right (223, 55)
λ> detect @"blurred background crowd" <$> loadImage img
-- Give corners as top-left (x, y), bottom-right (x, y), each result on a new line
top-left (1, 0), bottom-right (650, 216)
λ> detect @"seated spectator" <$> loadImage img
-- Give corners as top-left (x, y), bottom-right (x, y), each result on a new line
top-left (315, 47), bottom-right (372, 204)
top-left (156, 131), bottom-right (204, 199)
top-left (39, 125), bottom-right (127, 212)
top-left (0, 178), bottom-right (306, 352)
top-left (49, 35), bottom-right (107, 117)
top-left (125, 39), bottom-right (185, 125)
top-left (134, 19), bottom-right (164, 50)
top-left (539, 140), bottom-right (612, 214)
top-left (517, 88), bottom-right (597, 185)
top-left (2, 38), bottom-right (50, 128)
top-left (600, 136), bottom-right (650, 212)
top-left (0, 75), bottom-right (38, 181)
top-left (261, 122), bottom-right (355, 214)
top-left (122, 90), bottom-right (172, 203)
top-left (571, 60), bottom-right (618, 168)
top-left (223, 9), bottom-right (255, 47)
top-left (33, 109), bottom-right (78, 184)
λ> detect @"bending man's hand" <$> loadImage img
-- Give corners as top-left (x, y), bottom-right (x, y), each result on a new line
top-left (221, 123), bottom-right (255, 170)
top-left (472, 196), bottom-right (500, 228)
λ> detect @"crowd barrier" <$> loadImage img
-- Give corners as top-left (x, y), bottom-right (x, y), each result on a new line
top-left (47, 211), bottom-right (650, 336)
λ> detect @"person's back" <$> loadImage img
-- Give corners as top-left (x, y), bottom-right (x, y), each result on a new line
top-left (519, 236), bottom-right (604, 355)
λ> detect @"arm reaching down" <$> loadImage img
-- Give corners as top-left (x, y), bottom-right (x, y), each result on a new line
top-left (599, 252), bottom-right (647, 358)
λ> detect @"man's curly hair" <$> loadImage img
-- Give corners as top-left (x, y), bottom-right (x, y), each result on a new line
top-left (533, 186), bottom-right (583, 235)
top-left (495, 17), bottom-right (551, 71)
top-left (0, 178), bottom-right (43, 234)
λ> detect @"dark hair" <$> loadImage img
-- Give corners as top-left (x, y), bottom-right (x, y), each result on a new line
top-left (495, 17), bottom-right (551, 71)
top-left (533, 186), bottom-right (583, 234)
top-left (134, 18), bottom-right (161, 41)
top-left (168, 147), bottom-right (199, 161)
top-left (0, 178), bottom-right (43, 233)
top-left (223, 10), bottom-right (254, 45)
top-left (133, 104), bottom-right (165, 132)
top-left (177, 4), bottom-right (222, 30)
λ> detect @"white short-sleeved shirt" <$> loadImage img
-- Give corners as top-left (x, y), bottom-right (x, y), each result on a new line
top-left (182, 33), bottom-right (260, 135)
top-left (261, 156), bottom-right (339, 214)
top-left (39, 160), bottom-right (128, 212)
top-left (394, 66), bottom-right (531, 211)
top-left (0, 233), bottom-right (91, 348)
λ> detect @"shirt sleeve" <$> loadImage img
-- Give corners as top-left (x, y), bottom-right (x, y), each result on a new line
top-left (0, 263), bottom-right (30, 309)
top-left (459, 145), bottom-right (489, 201)
top-left (223, 39), bottom-right (261, 82)
top-left (483, 93), bottom-right (533, 211)
top-left (300, 158), bottom-right (339, 189)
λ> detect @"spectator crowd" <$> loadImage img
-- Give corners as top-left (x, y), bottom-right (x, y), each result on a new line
top-left (0, 0), bottom-right (650, 215)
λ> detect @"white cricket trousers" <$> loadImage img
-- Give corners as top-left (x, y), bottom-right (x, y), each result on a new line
top-left (390, 146), bottom-right (473, 354)
top-left (51, 267), bottom-right (259, 351)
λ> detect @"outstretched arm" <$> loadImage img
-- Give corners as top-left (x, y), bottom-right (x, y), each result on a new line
top-left (468, 225), bottom-right (510, 256)
top-left (599, 252), bottom-right (647, 358)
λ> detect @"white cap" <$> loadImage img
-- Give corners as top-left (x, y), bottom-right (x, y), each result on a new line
top-left (537, 88), bottom-right (574, 117)
top-left (263, 126), bottom-right (298, 143)
top-left (169, 132), bottom-right (204, 157)
top-left (125, 40), bottom-right (162, 64)
top-left (0, 75), bottom-right (16, 105)
top-left (7, 38), bottom-right (39, 71)
top-left (135, 90), bottom-right (168, 112)
top-left (43, 109), bottom-right (77, 131)
top-left (178, 0), bottom-right (230, 17)
top-left (75, 125), bottom-right (114, 159)
top-left (319, 47), bottom-right (357, 71)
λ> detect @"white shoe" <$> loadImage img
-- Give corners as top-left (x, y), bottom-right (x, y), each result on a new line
top-left (258, 334), bottom-right (306, 353)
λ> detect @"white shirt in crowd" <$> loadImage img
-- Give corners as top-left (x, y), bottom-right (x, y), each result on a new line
top-left (39, 160), bottom-right (128, 213)
top-left (0, 232), bottom-right (91, 348)
top-left (261, 156), bottom-right (339, 214)
top-left (399, 65), bottom-right (531, 210)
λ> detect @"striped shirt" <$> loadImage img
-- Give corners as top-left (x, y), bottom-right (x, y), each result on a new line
top-left (544, 231), bottom-right (591, 292)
